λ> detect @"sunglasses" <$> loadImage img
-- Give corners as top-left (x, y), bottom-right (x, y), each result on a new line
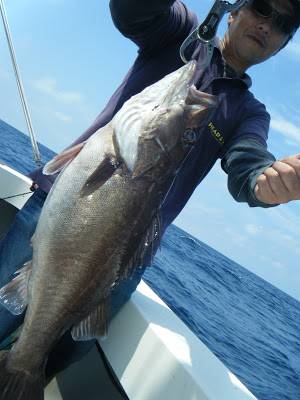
top-left (249, 0), bottom-right (297, 36)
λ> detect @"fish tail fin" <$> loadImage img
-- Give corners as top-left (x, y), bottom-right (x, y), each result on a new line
top-left (0, 351), bottom-right (44, 400)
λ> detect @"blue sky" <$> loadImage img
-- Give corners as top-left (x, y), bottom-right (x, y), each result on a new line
top-left (1, 0), bottom-right (300, 301)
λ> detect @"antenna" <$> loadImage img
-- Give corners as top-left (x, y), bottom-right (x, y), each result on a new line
top-left (0, 0), bottom-right (42, 166)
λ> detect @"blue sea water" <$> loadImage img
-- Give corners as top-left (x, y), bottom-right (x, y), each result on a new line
top-left (0, 119), bottom-right (300, 400)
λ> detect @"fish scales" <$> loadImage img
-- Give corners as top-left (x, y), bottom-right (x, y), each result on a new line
top-left (0, 61), bottom-right (217, 399)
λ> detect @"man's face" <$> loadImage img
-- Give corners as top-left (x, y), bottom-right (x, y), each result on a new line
top-left (227, 0), bottom-right (294, 66)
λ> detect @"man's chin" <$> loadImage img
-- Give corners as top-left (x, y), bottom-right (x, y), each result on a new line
top-left (237, 46), bottom-right (267, 67)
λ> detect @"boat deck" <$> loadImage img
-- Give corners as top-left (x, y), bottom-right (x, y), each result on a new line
top-left (45, 345), bottom-right (125, 400)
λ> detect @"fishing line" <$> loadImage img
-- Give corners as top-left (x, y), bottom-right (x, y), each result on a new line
top-left (0, 191), bottom-right (34, 201)
top-left (0, 182), bottom-right (38, 202)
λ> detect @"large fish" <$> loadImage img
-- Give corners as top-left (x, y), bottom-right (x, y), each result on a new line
top-left (0, 61), bottom-right (217, 399)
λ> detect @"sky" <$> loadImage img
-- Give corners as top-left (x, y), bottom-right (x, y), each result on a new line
top-left (0, 0), bottom-right (300, 301)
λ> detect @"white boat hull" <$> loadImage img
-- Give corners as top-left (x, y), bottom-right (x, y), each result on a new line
top-left (0, 163), bottom-right (33, 208)
top-left (0, 163), bottom-right (257, 400)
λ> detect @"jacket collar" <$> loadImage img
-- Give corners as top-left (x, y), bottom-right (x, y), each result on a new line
top-left (213, 37), bottom-right (252, 89)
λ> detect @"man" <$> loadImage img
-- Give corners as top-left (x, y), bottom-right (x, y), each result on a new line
top-left (0, 0), bottom-right (300, 382)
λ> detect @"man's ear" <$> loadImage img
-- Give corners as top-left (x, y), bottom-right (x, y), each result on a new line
top-left (228, 10), bottom-right (239, 26)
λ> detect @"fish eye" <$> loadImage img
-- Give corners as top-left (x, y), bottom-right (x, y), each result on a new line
top-left (182, 129), bottom-right (197, 148)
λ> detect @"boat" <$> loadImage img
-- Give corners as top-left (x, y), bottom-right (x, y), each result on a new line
top-left (0, 1), bottom-right (258, 398)
top-left (0, 162), bottom-right (258, 400)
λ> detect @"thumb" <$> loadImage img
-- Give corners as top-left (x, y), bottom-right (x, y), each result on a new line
top-left (280, 153), bottom-right (300, 162)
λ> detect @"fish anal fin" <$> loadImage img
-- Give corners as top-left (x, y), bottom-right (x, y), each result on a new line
top-left (43, 142), bottom-right (86, 175)
top-left (80, 155), bottom-right (120, 197)
top-left (71, 299), bottom-right (109, 341)
top-left (0, 261), bottom-right (32, 315)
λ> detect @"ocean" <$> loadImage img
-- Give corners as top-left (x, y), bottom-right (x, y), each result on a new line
top-left (0, 119), bottom-right (300, 400)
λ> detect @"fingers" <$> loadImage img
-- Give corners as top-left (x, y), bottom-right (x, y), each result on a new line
top-left (255, 173), bottom-right (280, 204)
top-left (279, 154), bottom-right (300, 179)
top-left (271, 161), bottom-right (300, 196)
top-left (254, 158), bottom-right (300, 204)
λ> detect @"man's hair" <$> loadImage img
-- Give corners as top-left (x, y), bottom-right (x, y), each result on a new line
top-left (262, 0), bottom-right (300, 51)
top-left (281, 0), bottom-right (300, 50)
top-left (289, 0), bottom-right (300, 30)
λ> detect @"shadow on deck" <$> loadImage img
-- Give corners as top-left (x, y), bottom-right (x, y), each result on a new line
top-left (45, 344), bottom-right (126, 400)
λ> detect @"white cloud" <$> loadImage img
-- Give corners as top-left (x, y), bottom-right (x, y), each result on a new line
top-left (271, 260), bottom-right (285, 269)
top-left (32, 78), bottom-right (83, 105)
top-left (224, 227), bottom-right (246, 247)
top-left (267, 206), bottom-right (300, 237)
top-left (259, 255), bottom-right (285, 270)
top-left (53, 111), bottom-right (72, 123)
top-left (191, 202), bottom-right (224, 216)
top-left (270, 114), bottom-right (300, 146)
top-left (31, 104), bottom-right (72, 124)
top-left (285, 41), bottom-right (300, 58)
top-left (254, 205), bottom-right (300, 258)
top-left (245, 224), bottom-right (261, 235)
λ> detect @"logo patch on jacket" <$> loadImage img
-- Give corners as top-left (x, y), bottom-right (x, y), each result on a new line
top-left (208, 122), bottom-right (225, 145)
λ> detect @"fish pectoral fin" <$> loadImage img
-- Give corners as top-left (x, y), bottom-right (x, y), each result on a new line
top-left (43, 141), bottom-right (86, 175)
top-left (80, 155), bottom-right (120, 197)
top-left (71, 298), bottom-right (109, 341)
top-left (0, 260), bottom-right (32, 315)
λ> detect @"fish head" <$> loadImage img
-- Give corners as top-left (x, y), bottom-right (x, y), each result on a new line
top-left (113, 61), bottom-right (218, 179)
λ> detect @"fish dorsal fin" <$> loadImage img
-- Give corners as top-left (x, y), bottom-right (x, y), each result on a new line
top-left (0, 260), bottom-right (32, 315)
top-left (43, 142), bottom-right (86, 175)
top-left (80, 154), bottom-right (120, 197)
top-left (71, 298), bottom-right (109, 341)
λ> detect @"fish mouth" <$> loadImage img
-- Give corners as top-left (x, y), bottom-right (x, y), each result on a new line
top-left (161, 61), bottom-right (197, 106)
top-left (185, 84), bottom-right (216, 105)
top-left (181, 60), bottom-right (197, 87)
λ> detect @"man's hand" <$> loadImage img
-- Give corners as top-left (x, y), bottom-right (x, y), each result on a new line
top-left (254, 154), bottom-right (300, 205)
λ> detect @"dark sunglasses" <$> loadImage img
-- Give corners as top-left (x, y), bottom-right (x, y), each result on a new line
top-left (249, 0), bottom-right (297, 36)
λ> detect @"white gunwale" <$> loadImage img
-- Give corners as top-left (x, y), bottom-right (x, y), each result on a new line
top-left (0, 163), bottom-right (257, 400)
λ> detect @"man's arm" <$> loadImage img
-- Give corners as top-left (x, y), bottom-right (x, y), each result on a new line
top-left (254, 154), bottom-right (300, 204)
top-left (109, 0), bottom-right (196, 54)
top-left (222, 138), bottom-right (300, 206)
top-left (110, 0), bottom-right (175, 27)
top-left (221, 137), bottom-right (277, 207)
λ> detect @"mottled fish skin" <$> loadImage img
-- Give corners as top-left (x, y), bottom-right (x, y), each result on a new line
top-left (0, 61), bottom-right (217, 398)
